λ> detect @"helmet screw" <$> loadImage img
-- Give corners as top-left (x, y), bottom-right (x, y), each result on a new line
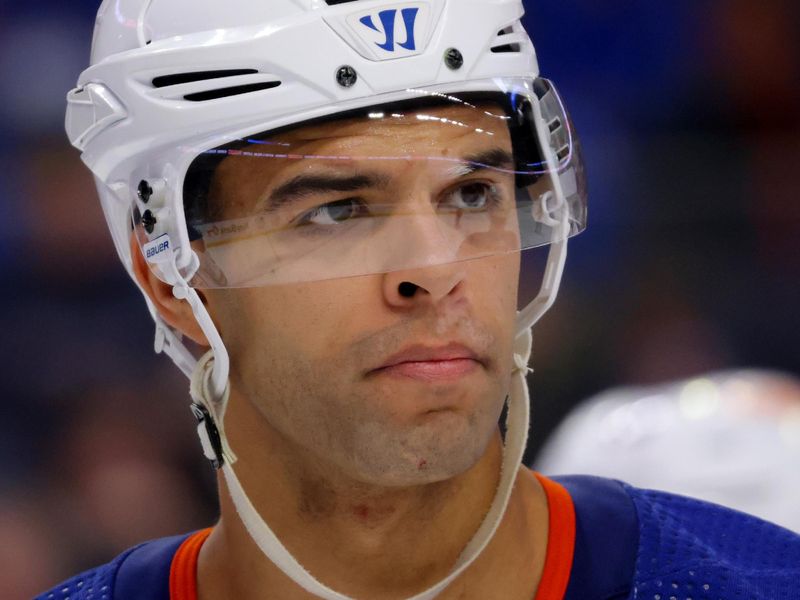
top-left (137, 180), bottom-right (153, 203)
top-left (141, 209), bottom-right (157, 234)
top-left (336, 65), bottom-right (358, 88)
top-left (444, 48), bottom-right (464, 70)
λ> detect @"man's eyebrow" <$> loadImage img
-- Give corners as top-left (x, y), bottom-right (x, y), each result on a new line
top-left (263, 171), bottom-right (391, 212)
top-left (259, 149), bottom-right (512, 212)
top-left (458, 148), bottom-right (515, 175)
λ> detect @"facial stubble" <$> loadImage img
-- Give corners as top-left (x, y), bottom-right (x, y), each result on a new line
top-left (229, 305), bottom-right (511, 490)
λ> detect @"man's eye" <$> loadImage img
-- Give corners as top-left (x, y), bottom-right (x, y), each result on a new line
top-left (295, 198), bottom-right (365, 227)
top-left (443, 182), bottom-right (497, 211)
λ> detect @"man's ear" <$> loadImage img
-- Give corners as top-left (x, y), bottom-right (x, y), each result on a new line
top-left (130, 234), bottom-right (210, 346)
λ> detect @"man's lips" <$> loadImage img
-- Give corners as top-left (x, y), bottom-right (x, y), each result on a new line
top-left (369, 343), bottom-right (484, 382)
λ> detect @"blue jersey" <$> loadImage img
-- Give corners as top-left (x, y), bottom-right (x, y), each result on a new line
top-left (37, 476), bottom-right (800, 600)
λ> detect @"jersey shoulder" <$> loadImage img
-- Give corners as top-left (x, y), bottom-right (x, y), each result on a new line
top-left (626, 483), bottom-right (800, 600)
top-left (552, 474), bottom-right (800, 600)
top-left (35, 532), bottom-right (192, 600)
top-left (554, 475), bottom-right (639, 600)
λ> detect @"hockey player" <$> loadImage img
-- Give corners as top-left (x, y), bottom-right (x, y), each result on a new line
top-left (40, 1), bottom-right (800, 599)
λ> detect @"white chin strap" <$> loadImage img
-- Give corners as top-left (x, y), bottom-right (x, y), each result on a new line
top-left (154, 86), bottom-right (572, 595)
top-left (190, 328), bottom-right (532, 600)
top-left (183, 234), bottom-right (567, 600)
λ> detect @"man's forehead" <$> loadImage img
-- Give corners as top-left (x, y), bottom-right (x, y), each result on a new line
top-left (210, 102), bottom-right (514, 200)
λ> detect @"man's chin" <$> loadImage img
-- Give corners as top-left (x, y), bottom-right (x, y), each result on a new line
top-left (368, 381), bottom-right (496, 427)
top-left (343, 415), bottom-right (497, 488)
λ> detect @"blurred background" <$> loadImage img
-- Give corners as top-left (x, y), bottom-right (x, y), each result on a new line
top-left (1, 0), bottom-right (798, 597)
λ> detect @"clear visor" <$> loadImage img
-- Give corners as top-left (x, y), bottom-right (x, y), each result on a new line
top-left (134, 78), bottom-right (587, 288)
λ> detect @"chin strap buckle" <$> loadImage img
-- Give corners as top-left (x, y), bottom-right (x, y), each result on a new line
top-left (191, 402), bottom-right (224, 469)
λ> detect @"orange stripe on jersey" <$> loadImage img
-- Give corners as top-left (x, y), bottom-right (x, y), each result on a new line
top-left (170, 528), bottom-right (213, 600)
top-left (533, 473), bottom-right (577, 600)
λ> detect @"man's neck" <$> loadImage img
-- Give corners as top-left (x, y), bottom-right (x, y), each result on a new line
top-left (197, 396), bottom-right (549, 600)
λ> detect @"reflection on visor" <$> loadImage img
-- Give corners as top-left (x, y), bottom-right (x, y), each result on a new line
top-left (134, 79), bottom-right (587, 288)
top-left (189, 189), bottom-right (534, 288)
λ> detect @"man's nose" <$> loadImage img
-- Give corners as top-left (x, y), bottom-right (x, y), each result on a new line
top-left (379, 211), bottom-right (467, 306)
top-left (382, 259), bottom-right (467, 307)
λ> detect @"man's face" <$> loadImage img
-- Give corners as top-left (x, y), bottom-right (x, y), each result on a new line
top-left (203, 103), bottom-right (521, 486)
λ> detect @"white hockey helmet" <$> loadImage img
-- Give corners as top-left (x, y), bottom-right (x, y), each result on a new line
top-left (66, 1), bottom-right (587, 598)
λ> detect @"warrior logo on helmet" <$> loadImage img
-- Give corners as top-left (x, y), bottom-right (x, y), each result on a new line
top-left (360, 8), bottom-right (419, 52)
top-left (341, 2), bottom-right (434, 60)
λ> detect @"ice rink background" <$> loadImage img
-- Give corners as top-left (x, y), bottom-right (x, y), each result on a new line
top-left (1, 1), bottom-right (798, 597)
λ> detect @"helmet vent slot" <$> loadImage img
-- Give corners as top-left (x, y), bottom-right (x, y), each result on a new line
top-left (491, 25), bottom-right (523, 54)
top-left (152, 69), bottom-right (259, 88)
top-left (324, 0), bottom-right (361, 4)
top-left (183, 81), bottom-right (282, 102)
top-left (491, 43), bottom-right (521, 53)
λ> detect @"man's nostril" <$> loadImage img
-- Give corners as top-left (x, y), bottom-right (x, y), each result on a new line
top-left (398, 282), bottom-right (418, 298)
